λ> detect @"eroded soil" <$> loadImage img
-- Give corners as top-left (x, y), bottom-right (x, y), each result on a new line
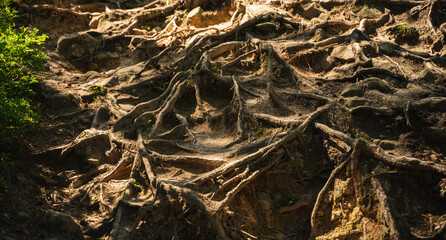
top-left (2, 0), bottom-right (446, 239)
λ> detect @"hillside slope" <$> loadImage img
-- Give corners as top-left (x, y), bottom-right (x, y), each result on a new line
top-left (2, 0), bottom-right (446, 239)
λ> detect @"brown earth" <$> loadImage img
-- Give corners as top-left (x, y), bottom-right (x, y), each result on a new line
top-left (1, 0), bottom-right (446, 239)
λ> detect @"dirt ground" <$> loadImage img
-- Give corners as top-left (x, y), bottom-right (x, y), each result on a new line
top-left (1, 0), bottom-right (446, 239)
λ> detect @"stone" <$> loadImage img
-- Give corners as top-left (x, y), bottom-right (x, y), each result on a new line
top-left (379, 140), bottom-right (399, 150)
top-left (378, 42), bottom-right (397, 55)
top-left (360, 41), bottom-right (378, 57)
top-left (362, 77), bottom-right (392, 93)
top-left (49, 93), bottom-right (79, 110)
top-left (312, 28), bottom-right (325, 42)
top-left (93, 106), bottom-right (110, 124)
top-left (42, 210), bottom-right (82, 234)
top-left (340, 85), bottom-right (364, 97)
top-left (420, 69), bottom-right (438, 82)
top-left (331, 45), bottom-right (355, 62)
top-left (345, 97), bottom-right (370, 108)
top-left (318, 13), bottom-right (329, 21)
top-left (187, 7), bottom-right (203, 27)
top-left (302, 3), bottom-right (324, 19)
top-left (57, 32), bottom-right (100, 59)
top-left (357, 5), bottom-right (382, 19)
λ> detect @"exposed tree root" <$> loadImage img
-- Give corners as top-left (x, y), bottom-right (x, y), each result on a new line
top-left (19, 0), bottom-right (446, 239)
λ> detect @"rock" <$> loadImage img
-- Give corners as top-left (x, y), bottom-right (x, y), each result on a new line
top-left (345, 97), bottom-right (370, 108)
top-left (42, 210), bottom-right (82, 234)
top-left (319, 13), bottom-right (329, 21)
top-left (331, 45), bottom-right (355, 62)
top-left (340, 85), bottom-right (364, 97)
top-left (57, 32), bottom-right (101, 71)
top-left (17, 211), bottom-right (31, 221)
top-left (312, 28), bottom-right (325, 42)
top-left (379, 140), bottom-right (399, 150)
top-left (302, 3), bottom-right (324, 19)
top-left (419, 69), bottom-right (438, 82)
top-left (57, 32), bottom-right (100, 59)
top-left (92, 106), bottom-right (110, 125)
top-left (357, 5), bottom-right (382, 19)
top-left (187, 7), bottom-right (203, 27)
top-left (378, 42), bottom-right (398, 55)
top-left (49, 93), bottom-right (79, 110)
top-left (360, 41), bottom-right (378, 57)
top-left (362, 77), bottom-right (392, 93)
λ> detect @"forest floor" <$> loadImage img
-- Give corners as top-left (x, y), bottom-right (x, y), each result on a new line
top-left (1, 0), bottom-right (446, 239)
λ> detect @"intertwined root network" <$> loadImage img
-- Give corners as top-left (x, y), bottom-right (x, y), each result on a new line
top-left (30, 0), bottom-right (446, 239)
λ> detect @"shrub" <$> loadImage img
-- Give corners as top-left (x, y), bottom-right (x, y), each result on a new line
top-left (0, 0), bottom-right (47, 186)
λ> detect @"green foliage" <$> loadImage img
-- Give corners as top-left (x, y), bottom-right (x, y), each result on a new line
top-left (391, 24), bottom-right (419, 44)
top-left (0, 0), bottom-right (47, 186)
top-left (256, 128), bottom-right (269, 138)
top-left (89, 85), bottom-right (106, 95)
top-left (393, 24), bottom-right (418, 36)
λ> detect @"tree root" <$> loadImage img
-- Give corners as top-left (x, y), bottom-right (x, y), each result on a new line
top-left (315, 123), bottom-right (446, 175)
top-left (371, 177), bottom-right (401, 239)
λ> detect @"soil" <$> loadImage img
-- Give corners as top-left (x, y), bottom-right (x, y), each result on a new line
top-left (1, 0), bottom-right (446, 239)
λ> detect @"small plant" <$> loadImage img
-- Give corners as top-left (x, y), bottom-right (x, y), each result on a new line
top-left (90, 85), bottom-right (106, 95)
top-left (391, 24), bottom-right (419, 45)
top-left (158, 80), bottom-right (169, 91)
top-left (256, 129), bottom-right (269, 138)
